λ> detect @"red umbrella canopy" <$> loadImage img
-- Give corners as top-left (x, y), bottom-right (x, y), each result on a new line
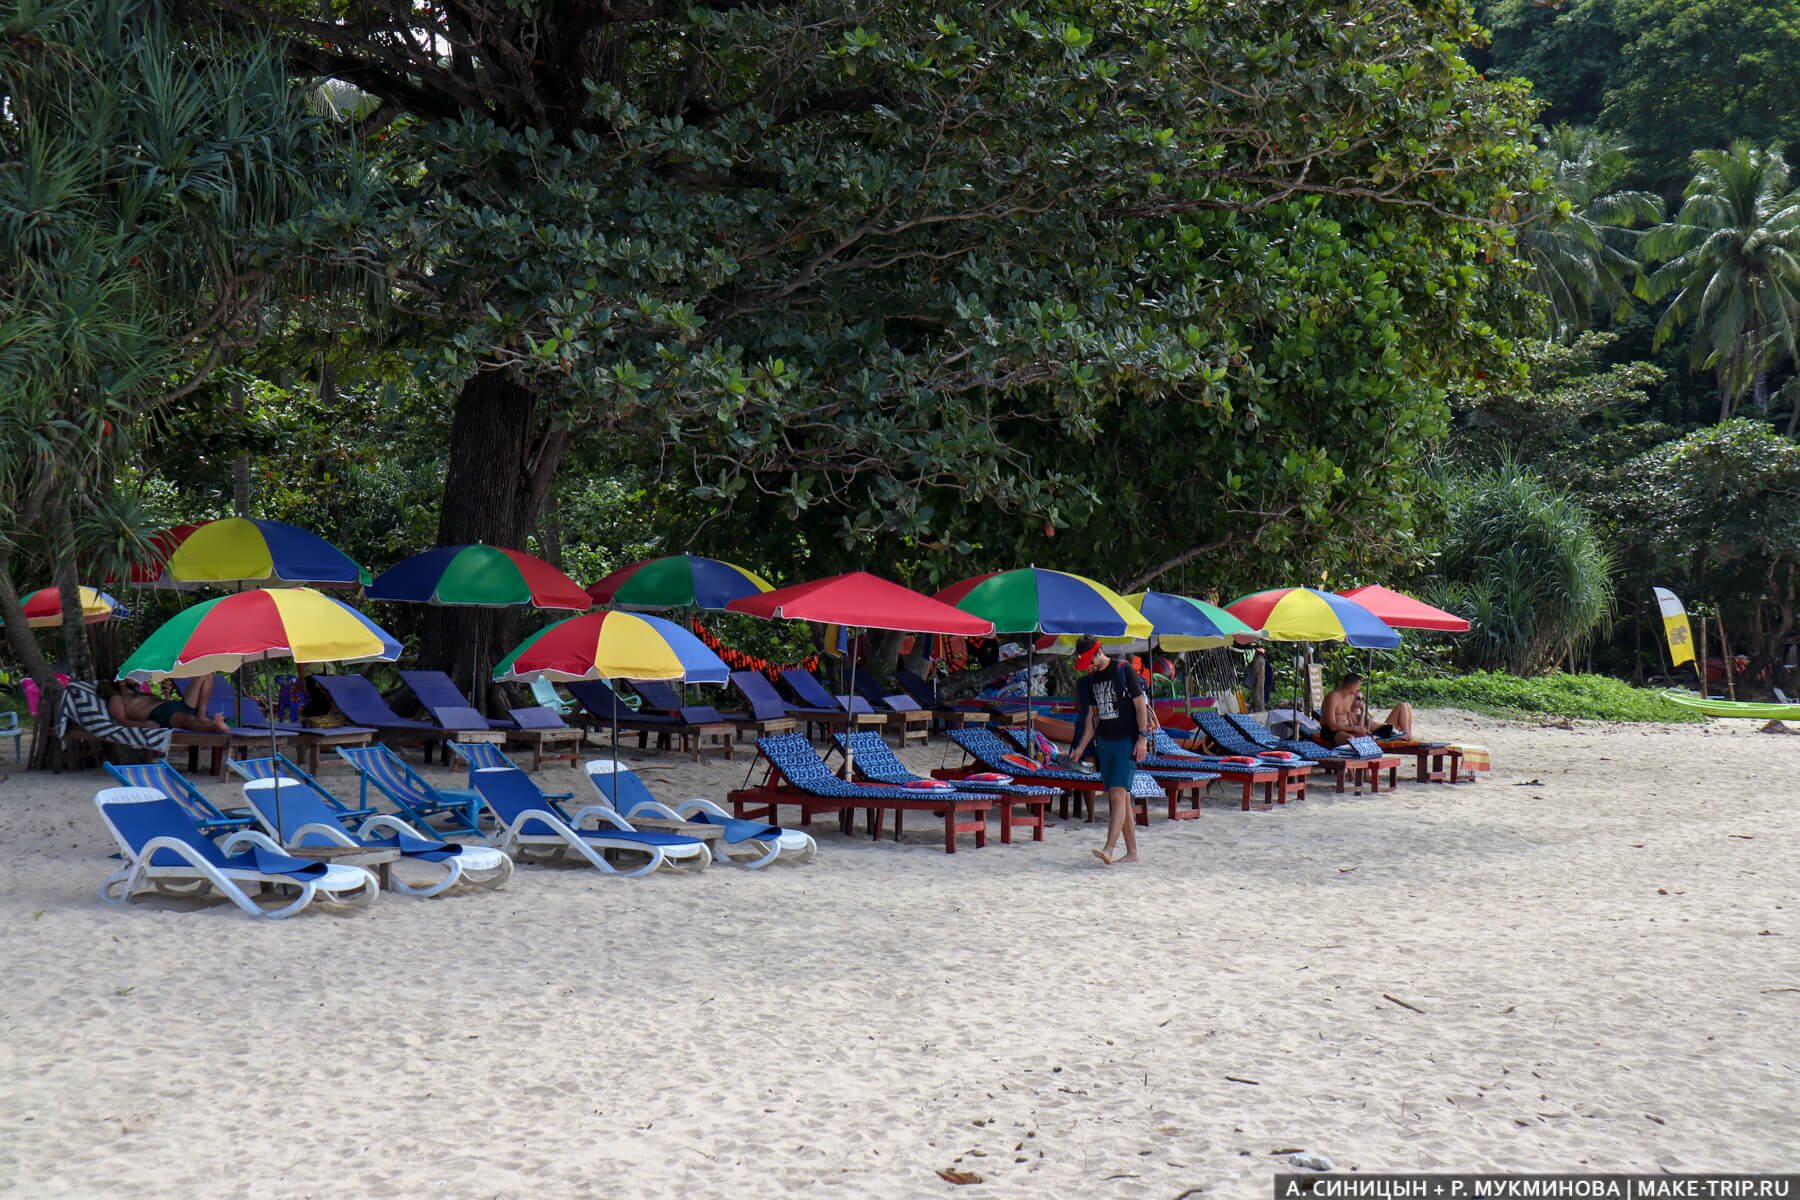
top-left (1335, 585), bottom-right (1470, 632)
top-left (726, 571), bottom-right (996, 635)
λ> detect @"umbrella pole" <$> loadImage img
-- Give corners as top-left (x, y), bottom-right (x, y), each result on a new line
top-left (1025, 638), bottom-right (1034, 742)
top-left (841, 631), bottom-right (859, 780)
top-left (266, 663), bottom-right (281, 833)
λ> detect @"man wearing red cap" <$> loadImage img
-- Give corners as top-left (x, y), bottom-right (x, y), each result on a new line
top-left (1067, 636), bottom-right (1150, 865)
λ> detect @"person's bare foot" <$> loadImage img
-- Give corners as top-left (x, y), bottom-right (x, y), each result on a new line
top-left (1114, 853), bottom-right (1139, 864)
top-left (1092, 848), bottom-right (1113, 866)
top-left (210, 714), bottom-right (230, 733)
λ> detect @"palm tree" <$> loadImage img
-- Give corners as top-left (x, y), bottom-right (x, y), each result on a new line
top-left (1515, 125), bottom-right (1662, 339)
top-left (1640, 140), bottom-right (1800, 422)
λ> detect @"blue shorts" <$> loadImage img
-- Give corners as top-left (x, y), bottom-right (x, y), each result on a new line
top-left (1095, 737), bottom-right (1138, 790)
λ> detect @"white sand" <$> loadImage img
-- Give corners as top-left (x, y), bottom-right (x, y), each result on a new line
top-left (2, 710), bottom-right (1799, 1198)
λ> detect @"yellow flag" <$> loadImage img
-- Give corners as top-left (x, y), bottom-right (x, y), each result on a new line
top-left (1653, 587), bottom-right (1694, 667)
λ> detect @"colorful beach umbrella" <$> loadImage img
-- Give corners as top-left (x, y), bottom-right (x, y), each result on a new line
top-left (1224, 587), bottom-right (1400, 648)
top-left (103, 523), bottom-right (202, 587)
top-left (164, 517), bottom-right (367, 588)
top-left (1126, 592), bottom-right (1262, 650)
top-left (367, 544), bottom-right (591, 610)
top-left (493, 610), bottom-right (731, 786)
top-left (728, 571), bottom-right (992, 778)
top-left (10, 586), bottom-right (129, 628)
top-left (587, 556), bottom-right (773, 611)
top-left (492, 611), bottom-right (730, 685)
top-left (1335, 585), bottom-right (1470, 632)
top-left (728, 571), bottom-right (995, 635)
top-left (117, 588), bottom-right (401, 682)
top-left (117, 587), bottom-right (400, 829)
top-left (933, 568), bottom-right (1151, 637)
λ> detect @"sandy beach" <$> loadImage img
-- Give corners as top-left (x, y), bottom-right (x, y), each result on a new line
top-left (2, 709), bottom-right (1798, 1198)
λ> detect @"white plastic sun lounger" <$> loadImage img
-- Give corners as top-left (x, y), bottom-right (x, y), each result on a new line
top-left (95, 787), bottom-right (378, 919)
top-left (584, 758), bottom-right (816, 868)
top-left (470, 766), bottom-right (709, 877)
top-left (241, 777), bottom-right (513, 897)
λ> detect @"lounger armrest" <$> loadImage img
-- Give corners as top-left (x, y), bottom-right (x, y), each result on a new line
top-left (356, 813), bottom-right (429, 841)
top-left (219, 829), bottom-right (289, 856)
top-left (134, 834), bottom-right (212, 869)
top-left (569, 803), bottom-right (632, 832)
top-left (293, 820), bottom-right (358, 848)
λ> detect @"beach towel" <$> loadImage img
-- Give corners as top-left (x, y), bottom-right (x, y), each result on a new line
top-left (1449, 744), bottom-right (1491, 772)
top-left (57, 681), bottom-right (173, 755)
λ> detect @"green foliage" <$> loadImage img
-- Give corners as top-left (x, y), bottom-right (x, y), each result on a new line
top-left (196, 0), bottom-right (1541, 566)
top-left (0, 0), bottom-right (335, 695)
top-left (1447, 330), bottom-right (1665, 464)
top-left (1438, 457), bottom-right (1616, 673)
top-left (1473, 1), bottom-right (1625, 129)
top-left (1379, 667), bottom-right (1705, 721)
top-left (1608, 420), bottom-right (1800, 666)
top-left (1476, 1), bottom-right (1800, 196)
top-left (1600, 0), bottom-right (1800, 196)
top-left (1639, 140), bottom-right (1800, 420)
top-left (1515, 125), bottom-right (1661, 337)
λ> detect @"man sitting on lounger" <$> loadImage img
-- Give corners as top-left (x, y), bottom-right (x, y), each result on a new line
top-left (108, 679), bottom-right (229, 733)
top-left (1319, 673), bottom-right (1412, 747)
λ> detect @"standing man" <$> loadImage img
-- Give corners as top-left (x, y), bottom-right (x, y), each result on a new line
top-left (1067, 636), bottom-right (1150, 866)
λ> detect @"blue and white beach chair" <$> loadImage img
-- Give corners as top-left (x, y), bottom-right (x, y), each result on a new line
top-left (95, 787), bottom-right (378, 918)
top-left (104, 760), bottom-right (256, 835)
top-left (241, 777), bottom-right (511, 896)
top-left (584, 758), bottom-right (814, 867)
top-left (470, 766), bottom-right (708, 876)
top-left (336, 744), bottom-right (484, 835)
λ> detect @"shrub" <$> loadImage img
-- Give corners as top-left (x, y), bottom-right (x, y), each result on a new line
top-left (1439, 457), bottom-right (1615, 674)
top-left (1377, 669), bottom-right (1703, 722)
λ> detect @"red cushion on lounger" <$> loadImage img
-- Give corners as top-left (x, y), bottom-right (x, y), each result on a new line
top-left (902, 779), bottom-right (954, 791)
top-left (965, 772), bottom-right (1014, 784)
top-left (1000, 753), bottom-right (1041, 772)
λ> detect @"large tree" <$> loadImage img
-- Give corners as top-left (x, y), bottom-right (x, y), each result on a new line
top-left (189, 1), bottom-right (1539, 660)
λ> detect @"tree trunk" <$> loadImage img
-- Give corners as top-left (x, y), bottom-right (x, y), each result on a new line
top-left (418, 371), bottom-right (574, 712)
top-left (53, 487), bottom-right (94, 683)
top-left (233, 382), bottom-right (251, 515)
top-left (863, 629), bottom-right (906, 682)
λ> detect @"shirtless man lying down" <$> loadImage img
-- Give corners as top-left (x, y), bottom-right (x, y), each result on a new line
top-left (108, 678), bottom-right (230, 733)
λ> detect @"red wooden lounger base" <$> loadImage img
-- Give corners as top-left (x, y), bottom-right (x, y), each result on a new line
top-left (863, 796), bottom-right (992, 853)
top-left (920, 771), bottom-right (1056, 843)
top-left (728, 786), bottom-right (993, 853)
top-left (1317, 756), bottom-right (1402, 795)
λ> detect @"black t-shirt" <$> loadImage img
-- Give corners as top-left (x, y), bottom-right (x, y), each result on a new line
top-left (1076, 662), bottom-right (1146, 742)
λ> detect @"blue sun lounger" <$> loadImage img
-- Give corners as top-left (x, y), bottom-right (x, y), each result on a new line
top-left (583, 757), bottom-right (812, 868)
top-left (470, 766), bottom-right (708, 876)
top-left (831, 730), bottom-right (1056, 842)
top-left (447, 740), bottom-right (575, 804)
top-left (398, 669), bottom-right (514, 731)
top-left (240, 776), bottom-right (511, 896)
top-left (104, 760), bottom-right (256, 835)
top-left (227, 753), bottom-right (379, 822)
top-left (335, 743), bottom-right (485, 835)
top-left (95, 787), bottom-right (378, 918)
top-left (730, 732), bottom-right (994, 853)
top-left (311, 674), bottom-right (453, 760)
